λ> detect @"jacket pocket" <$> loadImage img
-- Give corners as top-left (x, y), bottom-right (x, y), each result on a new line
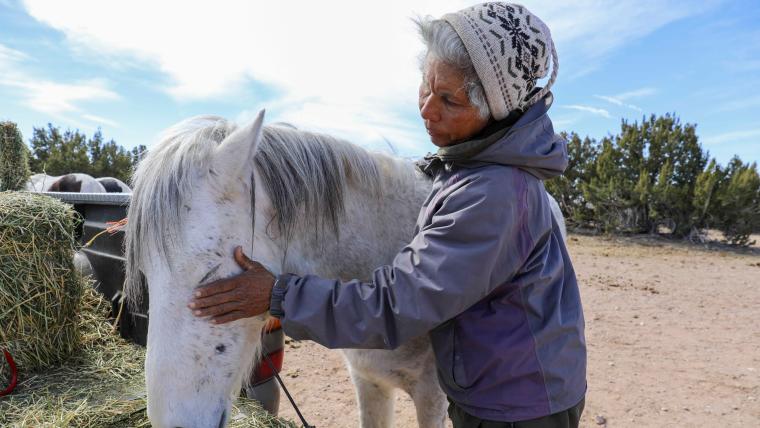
top-left (452, 322), bottom-right (470, 389)
top-left (430, 320), bottom-right (470, 393)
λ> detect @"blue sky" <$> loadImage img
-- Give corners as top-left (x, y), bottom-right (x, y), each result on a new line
top-left (1, 0), bottom-right (758, 167)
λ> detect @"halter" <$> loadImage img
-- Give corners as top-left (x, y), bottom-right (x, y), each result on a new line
top-left (250, 172), bottom-right (314, 428)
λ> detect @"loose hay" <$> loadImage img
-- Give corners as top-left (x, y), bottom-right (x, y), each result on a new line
top-left (0, 191), bottom-right (295, 427)
top-left (0, 191), bottom-right (85, 373)
top-left (1, 288), bottom-right (295, 427)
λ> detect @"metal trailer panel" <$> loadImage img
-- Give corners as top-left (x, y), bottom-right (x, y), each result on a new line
top-left (39, 192), bottom-right (148, 344)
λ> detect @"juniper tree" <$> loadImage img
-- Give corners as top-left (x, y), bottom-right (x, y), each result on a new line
top-left (581, 137), bottom-right (632, 232)
top-left (544, 132), bottom-right (598, 225)
top-left (27, 124), bottom-right (138, 182)
top-left (713, 159), bottom-right (760, 246)
top-left (692, 159), bottom-right (722, 231)
top-left (0, 121), bottom-right (31, 191)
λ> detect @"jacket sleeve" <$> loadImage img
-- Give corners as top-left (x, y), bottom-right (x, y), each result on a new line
top-left (271, 173), bottom-right (529, 349)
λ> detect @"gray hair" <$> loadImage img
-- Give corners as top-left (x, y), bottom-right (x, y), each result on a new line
top-left (414, 16), bottom-right (491, 119)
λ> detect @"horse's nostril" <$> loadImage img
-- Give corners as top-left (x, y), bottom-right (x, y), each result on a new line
top-left (218, 410), bottom-right (227, 428)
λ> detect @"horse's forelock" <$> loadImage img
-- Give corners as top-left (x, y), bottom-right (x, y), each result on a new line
top-left (124, 115), bottom-right (235, 307)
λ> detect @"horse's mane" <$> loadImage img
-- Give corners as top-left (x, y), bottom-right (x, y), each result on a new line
top-left (124, 115), bottom-right (388, 306)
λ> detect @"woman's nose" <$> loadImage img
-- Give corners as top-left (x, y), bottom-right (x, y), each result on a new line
top-left (419, 97), bottom-right (440, 122)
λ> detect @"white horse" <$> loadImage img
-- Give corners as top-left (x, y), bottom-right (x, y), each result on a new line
top-left (124, 111), bottom-right (566, 428)
top-left (25, 172), bottom-right (106, 192)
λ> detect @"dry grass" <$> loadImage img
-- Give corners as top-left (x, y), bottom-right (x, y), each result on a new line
top-left (1, 288), bottom-right (296, 427)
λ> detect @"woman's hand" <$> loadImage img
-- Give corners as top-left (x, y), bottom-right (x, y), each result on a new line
top-left (189, 246), bottom-right (275, 324)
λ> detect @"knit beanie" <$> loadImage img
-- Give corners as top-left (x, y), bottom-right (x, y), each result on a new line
top-left (443, 3), bottom-right (558, 120)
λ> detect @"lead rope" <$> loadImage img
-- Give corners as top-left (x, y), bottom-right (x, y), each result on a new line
top-left (251, 173), bottom-right (315, 428)
top-left (261, 344), bottom-right (315, 428)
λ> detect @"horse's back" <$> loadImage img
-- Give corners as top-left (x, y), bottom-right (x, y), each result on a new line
top-left (26, 173), bottom-right (61, 191)
top-left (97, 177), bottom-right (131, 193)
top-left (39, 173), bottom-right (107, 193)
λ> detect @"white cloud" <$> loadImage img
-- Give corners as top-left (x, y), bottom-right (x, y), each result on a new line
top-left (561, 104), bottom-right (613, 119)
top-left (236, 98), bottom-right (425, 155)
top-left (716, 94), bottom-right (760, 113)
top-left (22, 1), bottom-right (709, 98)
top-left (21, 0), bottom-right (450, 102)
top-left (703, 129), bottom-right (760, 146)
top-left (82, 113), bottom-right (120, 128)
top-left (527, 0), bottom-right (721, 62)
top-left (0, 43), bottom-right (29, 64)
top-left (594, 95), bottom-right (639, 111)
top-left (0, 42), bottom-right (120, 125)
top-left (0, 75), bottom-right (119, 115)
top-left (613, 88), bottom-right (657, 101)
top-left (280, 100), bottom-right (425, 154)
top-left (594, 87), bottom-right (656, 112)
top-left (18, 0), bottom-right (713, 152)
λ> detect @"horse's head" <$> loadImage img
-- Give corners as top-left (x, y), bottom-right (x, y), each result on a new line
top-left (125, 110), bottom-right (282, 428)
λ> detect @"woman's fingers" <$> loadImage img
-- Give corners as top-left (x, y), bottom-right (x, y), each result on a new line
top-left (212, 310), bottom-right (249, 324)
top-left (193, 301), bottom-right (241, 318)
top-left (195, 277), bottom-right (237, 298)
top-left (191, 284), bottom-right (240, 309)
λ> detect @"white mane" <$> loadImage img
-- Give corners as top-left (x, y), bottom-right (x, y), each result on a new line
top-left (124, 115), bottom-right (397, 306)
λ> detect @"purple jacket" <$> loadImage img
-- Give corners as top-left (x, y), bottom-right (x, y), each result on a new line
top-left (271, 94), bottom-right (587, 421)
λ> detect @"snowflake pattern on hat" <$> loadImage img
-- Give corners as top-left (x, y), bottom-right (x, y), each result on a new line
top-left (443, 2), bottom-right (557, 120)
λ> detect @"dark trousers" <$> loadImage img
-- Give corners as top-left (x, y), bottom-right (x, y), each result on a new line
top-left (448, 397), bottom-right (585, 428)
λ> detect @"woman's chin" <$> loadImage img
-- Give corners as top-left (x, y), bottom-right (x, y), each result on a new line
top-left (429, 135), bottom-right (452, 148)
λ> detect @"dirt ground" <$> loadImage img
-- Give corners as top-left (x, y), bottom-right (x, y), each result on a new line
top-left (276, 233), bottom-right (760, 427)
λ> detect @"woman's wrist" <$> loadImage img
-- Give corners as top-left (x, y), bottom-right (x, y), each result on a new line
top-left (269, 274), bottom-right (293, 319)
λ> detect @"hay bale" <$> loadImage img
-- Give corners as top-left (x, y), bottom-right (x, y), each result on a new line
top-left (0, 191), bottom-right (85, 373)
top-left (0, 287), bottom-right (296, 427)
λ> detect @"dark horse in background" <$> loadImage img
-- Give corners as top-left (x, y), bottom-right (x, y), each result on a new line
top-left (26, 173), bottom-right (131, 193)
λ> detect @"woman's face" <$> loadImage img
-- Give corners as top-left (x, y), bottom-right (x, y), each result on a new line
top-left (419, 56), bottom-right (490, 147)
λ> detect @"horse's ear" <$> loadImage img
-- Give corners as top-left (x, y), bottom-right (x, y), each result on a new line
top-left (213, 109), bottom-right (265, 177)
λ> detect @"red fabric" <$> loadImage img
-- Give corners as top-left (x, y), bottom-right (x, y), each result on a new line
top-left (1, 350), bottom-right (18, 397)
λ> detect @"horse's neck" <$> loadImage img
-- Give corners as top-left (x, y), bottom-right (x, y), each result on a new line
top-left (283, 155), bottom-right (432, 281)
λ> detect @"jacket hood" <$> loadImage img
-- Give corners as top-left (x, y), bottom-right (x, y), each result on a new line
top-left (418, 92), bottom-right (568, 180)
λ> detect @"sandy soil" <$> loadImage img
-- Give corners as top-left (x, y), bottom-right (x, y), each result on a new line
top-left (276, 233), bottom-right (760, 427)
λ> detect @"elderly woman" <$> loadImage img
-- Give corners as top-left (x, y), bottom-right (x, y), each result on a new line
top-left (190, 3), bottom-right (586, 427)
